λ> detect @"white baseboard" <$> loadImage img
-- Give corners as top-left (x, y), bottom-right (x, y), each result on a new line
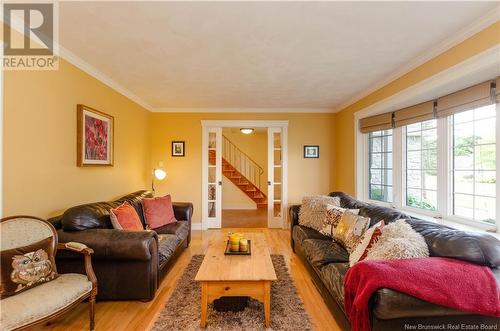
top-left (191, 223), bottom-right (203, 230)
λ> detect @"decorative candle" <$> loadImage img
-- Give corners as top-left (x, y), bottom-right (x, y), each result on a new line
top-left (239, 239), bottom-right (248, 252)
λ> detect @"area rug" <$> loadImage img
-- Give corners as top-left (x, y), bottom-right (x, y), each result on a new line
top-left (151, 255), bottom-right (312, 330)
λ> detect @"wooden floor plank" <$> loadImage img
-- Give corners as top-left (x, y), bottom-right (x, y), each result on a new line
top-left (36, 228), bottom-right (341, 331)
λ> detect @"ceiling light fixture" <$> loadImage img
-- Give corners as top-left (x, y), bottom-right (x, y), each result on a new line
top-left (240, 128), bottom-right (254, 135)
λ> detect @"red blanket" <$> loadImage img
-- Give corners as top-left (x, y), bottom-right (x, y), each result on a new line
top-left (344, 257), bottom-right (500, 331)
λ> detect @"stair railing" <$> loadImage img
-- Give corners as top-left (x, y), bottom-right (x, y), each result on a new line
top-left (222, 135), bottom-right (264, 192)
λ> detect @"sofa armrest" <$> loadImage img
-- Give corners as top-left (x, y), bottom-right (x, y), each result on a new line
top-left (56, 229), bottom-right (158, 261)
top-left (57, 242), bottom-right (98, 296)
top-left (48, 215), bottom-right (63, 230)
top-left (173, 202), bottom-right (193, 222)
top-left (289, 204), bottom-right (301, 227)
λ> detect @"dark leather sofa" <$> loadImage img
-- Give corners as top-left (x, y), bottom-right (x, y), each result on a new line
top-left (48, 190), bottom-right (193, 301)
top-left (290, 192), bottom-right (500, 331)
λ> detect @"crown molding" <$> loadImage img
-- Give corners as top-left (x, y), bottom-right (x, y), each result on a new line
top-left (334, 9), bottom-right (500, 113)
top-left (4, 14), bottom-right (154, 112)
top-left (354, 45), bottom-right (500, 120)
top-left (151, 107), bottom-right (335, 113)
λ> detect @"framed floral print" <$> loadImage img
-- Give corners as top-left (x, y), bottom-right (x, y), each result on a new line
top-left (77, 104), bottom-right (114, 166)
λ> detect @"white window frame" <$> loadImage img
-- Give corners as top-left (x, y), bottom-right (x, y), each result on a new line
top-left (355, 103), bottom-right (498, 232)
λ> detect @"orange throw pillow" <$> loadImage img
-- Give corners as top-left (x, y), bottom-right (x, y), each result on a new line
top-left (109, 201), bottom-right (144, 231)
top-left (142, 194), bottom-right (176, 229)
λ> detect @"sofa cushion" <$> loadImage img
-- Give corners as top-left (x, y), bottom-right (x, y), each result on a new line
top-left (158, 234), bottom-right (182, 265)
top-left (359, 205), bottom-right (407, 226)
top-left (293, 225), bottom-right (331, 244)
top-left (61, 190), bottom-right (153, 231)
top-left (406, 218), bottom-right (500, 267)
top-left (154, 220), bottom-right (189, 242)
top-left (0, 273), bottom-right (92, 330)
top-left (373, 287), bottom-right (470, 320)
top-left (302, 239), bottom-right (349, 268)
top-left (319, 262), bottom-right (350, 310)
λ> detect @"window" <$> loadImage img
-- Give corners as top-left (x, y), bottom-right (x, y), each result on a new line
top-left (404, 119), bottom-right (438, 210)
top-left (452, 104), bottom-right (496, 224)
top-left (360, 100), bottom-right (498, 229)
top-left (368, 130), bottom-right (393, 202)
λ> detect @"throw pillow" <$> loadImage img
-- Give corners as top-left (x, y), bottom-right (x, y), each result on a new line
top-left (365, 219), bottom-right (429, 261)
top-left (1, 237), bottom-right (58, 298)
top-left (142, 194), bottom-right (176, 229)
top-left (319, 206), bottom-right (360, 238)
top-left (298, 195), bottom-right (341, 231)
top-left (110, 201), bottom-right (144, 231)
top-left (333, 210), bottom-right (370, 252)
top-left (349, 221), bottom-right (384, 267)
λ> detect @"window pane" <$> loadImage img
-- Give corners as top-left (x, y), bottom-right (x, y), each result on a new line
top-left (474, 144), bottom-right (495, 170)
top-left (404, 119), bottom-right (437, 211)
top-left (452, 104), bottom-right (496, 224)
top-left (368, 130), bottom-right (393, 202)
top-left (475, 170), bottom-right (496, 197)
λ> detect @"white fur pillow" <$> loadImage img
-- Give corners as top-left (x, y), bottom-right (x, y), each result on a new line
top-left (365, 219), bottom-right (429, 261)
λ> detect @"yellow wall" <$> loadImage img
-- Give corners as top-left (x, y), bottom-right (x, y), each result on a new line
top-left (222, 128), bottom-right (267, 209)
top-left (150, 112), bottom-right (336, 225)
top-left (3, 59), bottom-right (151, 218)
top-left (333, 21), bottom-right (500, 195)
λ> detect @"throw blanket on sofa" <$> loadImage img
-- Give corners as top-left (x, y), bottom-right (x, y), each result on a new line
top-left (344, 257), bottom-right (500, 331)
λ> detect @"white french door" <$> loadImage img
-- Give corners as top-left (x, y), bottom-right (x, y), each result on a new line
top-left (202, 127), bottom-right (222, 228)
top-left (267, 127), bottom-right (287, 228)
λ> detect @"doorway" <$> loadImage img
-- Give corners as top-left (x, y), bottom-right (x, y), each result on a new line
top-left (201, 120), bottom-right (288, 229)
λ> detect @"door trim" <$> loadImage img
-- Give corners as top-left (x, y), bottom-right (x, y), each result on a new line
top-left (201, 120), bottom-right (289, 229)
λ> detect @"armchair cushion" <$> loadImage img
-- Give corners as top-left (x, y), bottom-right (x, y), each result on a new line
top-left (1, 237), bottom-right (58, 298)
top-left (0, 273), bottom-right (92, 330)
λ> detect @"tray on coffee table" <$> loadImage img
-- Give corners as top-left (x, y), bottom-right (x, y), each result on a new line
top-left (224, 240), bottom-right (251, 255)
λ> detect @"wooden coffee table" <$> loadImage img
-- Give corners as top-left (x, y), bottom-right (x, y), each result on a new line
top-left (195, 233), bottom-right (277, 328)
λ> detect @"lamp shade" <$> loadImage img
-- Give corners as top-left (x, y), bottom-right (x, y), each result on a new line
top-left (154, 168), bottom-right (167, 180)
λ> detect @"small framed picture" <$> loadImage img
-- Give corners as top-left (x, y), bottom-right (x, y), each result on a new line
top-left (304, 145), bottom-right (319, 158)
top-left (77, 104), bottom-right (114, 166)
top-left (172, 141), bottom-right (185, 157)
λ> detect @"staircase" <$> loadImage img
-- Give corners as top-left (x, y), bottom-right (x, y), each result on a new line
top-left (209, 135), bottom-right (267, 209)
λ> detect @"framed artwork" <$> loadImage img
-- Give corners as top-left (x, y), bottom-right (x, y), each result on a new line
top-left (172, 141), bottom-right (185, 157)
top-left (304, 145), bottom-right (319, 158)
top-left (77, 104), bottom-right (114, 166)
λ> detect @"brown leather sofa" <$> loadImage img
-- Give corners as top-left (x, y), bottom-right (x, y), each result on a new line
top-left (290, 192), bottom-right (500, 331)
top-left (48, 190), bottom-right (193, 301)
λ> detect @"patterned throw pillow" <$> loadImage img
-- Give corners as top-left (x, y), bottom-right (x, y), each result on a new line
top-left (333, 210), bottom-right (370, 252)
top-left (0, 237), bottom-right (58, 298)
top-left (349, 221), bottom-right (384, 267)
top-left (298, 195), bottom-right (341, 232)
top-left (319, 206), bottom-right (360, 238)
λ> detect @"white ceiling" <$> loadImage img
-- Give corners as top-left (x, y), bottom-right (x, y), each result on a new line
top-left (58, 1), bottom-right (498, 111)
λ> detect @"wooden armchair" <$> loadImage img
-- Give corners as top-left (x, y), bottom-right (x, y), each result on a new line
top-left (0, 216), bottom-right (97, 330)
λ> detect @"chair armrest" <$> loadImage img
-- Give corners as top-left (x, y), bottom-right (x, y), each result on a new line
top-left (57, 229), bottom-right (158, 261)
top-left (57, 242), bottom-right (94, 255)
top-left (173, 202), bottom-right (193, 222)
top-left (57, 241), bottom-right (97, 295)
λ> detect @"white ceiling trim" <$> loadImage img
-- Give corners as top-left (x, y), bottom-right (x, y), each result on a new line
top-left (152, 107), bottom-right (334, 113)
top-left (4, 14), bottom-right (154, 112)
top-left (334, 9), bottom-right (500, 113)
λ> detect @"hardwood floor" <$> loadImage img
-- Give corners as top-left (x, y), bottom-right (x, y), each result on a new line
top-left (221, 209), bottom-right (268, 228)
top-left (36, 229), bottom-right (341, 331)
